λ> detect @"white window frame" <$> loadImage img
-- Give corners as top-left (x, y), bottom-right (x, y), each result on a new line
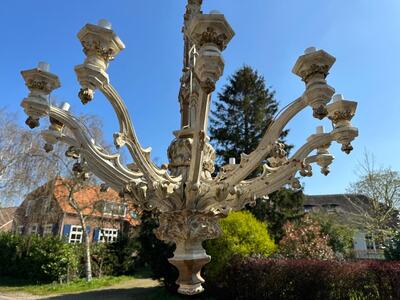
top-left (43, 224), bottom-right (53, 236)
top-left (68, 225), bottom-right (83, 243)
top-left (17, 225), bottom-right (24, 235)
top-left (99, 228), bottom-right (118, 243)
top-left (25, 201), bottom-right (32, 217)
top-left (322, 204), bottom-right (338, 213)
top-left (365, 234), bottom-right (375, 250)
top-left (304, 205), bottom-right (314, 213)
top-left (42, 197), bottom-right (51, 214)
top-left (30, 223), bottom-right (38, 235)
top-left (102, 201), bottom-right (127, 217)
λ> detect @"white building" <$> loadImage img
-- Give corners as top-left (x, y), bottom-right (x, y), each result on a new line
top-left (304, 194), bottom-right (385, 259)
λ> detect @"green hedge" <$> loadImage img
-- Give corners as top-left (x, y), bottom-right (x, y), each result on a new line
top-left (0, 233), bottom-right (78, 283)
top-left (0, 232), bottom-right (139, 283)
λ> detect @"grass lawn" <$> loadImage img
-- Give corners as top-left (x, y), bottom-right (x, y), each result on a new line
top-left (0, 275), bottom-right (134, 295)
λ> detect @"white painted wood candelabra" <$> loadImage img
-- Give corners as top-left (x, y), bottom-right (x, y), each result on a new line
top-left (20, 0), bottom-right (358, 295)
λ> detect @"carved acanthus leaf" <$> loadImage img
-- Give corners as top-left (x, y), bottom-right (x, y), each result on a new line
top-left (196, 27), bottom-right (228, 51)
top-left (155, 211), bottom-right (222, 244)
top-left (328, 110), bottom-right (355, 124)
top-left (81, 39), bottom-right (115, 61)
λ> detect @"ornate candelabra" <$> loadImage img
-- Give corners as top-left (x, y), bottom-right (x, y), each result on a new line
top-left (20, 0), bottom-right (358, 295)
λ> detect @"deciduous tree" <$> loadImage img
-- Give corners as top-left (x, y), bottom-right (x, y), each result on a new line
top-left (346, 152), bottom-right (400, 246)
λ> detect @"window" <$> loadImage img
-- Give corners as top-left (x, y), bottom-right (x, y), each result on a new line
top-left (17, 225), bottom-right (24, 235)
top-left (102, 201), bottom-right (127, 217)
top-left (365, 234), bottom-right (375, 250)
top-left (30, 224), bottom-right (38, 235)
top-left (322, 204), bottom-right (338, 213)
top-left (304, 205), bottom-right (315, 213)
top-left (42, 197), bottom-right (51, 214)
top-left (25, 201), bottom-right (32, 217)
top-left (69, 225), bottom-right (83, 243)
top-left (130, 211), bottom-right (138, 220)
top-left (99, 228), bottom-right (118, 243)
top-left (43, 224), bottom-right (53, 236)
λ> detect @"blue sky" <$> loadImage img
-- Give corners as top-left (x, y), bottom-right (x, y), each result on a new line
top-left (2, 0), bottom-right (400, 195)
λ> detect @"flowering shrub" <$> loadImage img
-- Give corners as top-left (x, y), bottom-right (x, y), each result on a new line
top-left (218, 257), bottom-right (400, 300)
top-left (204, 211), bottom-right (276, 280)
top-left (279, 215), bottom-right (335, 259)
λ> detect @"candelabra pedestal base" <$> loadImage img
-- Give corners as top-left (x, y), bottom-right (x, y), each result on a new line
top-left (154, 210), bottom-right (222, 294)
top-left (169, 255), bottom-right (211, 295)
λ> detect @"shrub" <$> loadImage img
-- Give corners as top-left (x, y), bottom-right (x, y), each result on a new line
top-left (204, 211), bottom-right (276, 281)
top-left (310, 212), bottom-right (355, 258)
top-left (105, 235), bottom-right (140, 275)
top-left (0, 233), bottom-right (78, 283)
top-left (385, 230), bottom-right (400, 260)
top-left (219, 257), bottom-right (400, 300)
top-left (0, 232), bottom-right (140, 283)
top-left (279, 215), bottom-right (335, 260)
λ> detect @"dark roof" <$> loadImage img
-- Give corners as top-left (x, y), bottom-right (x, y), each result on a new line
top-left (304, 194), bottom-right (372, 214)
top-left (0, 207), bottom-right (17, 227)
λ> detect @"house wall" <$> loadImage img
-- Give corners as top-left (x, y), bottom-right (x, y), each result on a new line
top-left (13, 195), bottom-right (64, 235)
top-left (61, 213), bottom-right (128, 242)
top-left (12, 179), bottom-right (140, 243)
top-left (353, 231), bottom-right (367, 251)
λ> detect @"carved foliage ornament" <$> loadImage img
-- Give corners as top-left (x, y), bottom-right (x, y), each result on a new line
top-left (81, 39), bottom-right (115, 61)
top-left (25, 116), bottom-right (40, 129)
top-left (78, 87), bottom-right (94, 104)
top-left (300, 64), bottom-right (330, 83)
top-left (155, 211), bottom-right (222, 244)
top-left (200, 77), bottom-right (216, 94)
top-left (328, 110), bottom-right (355, 124)
top-left (313, 104), bottom-right (329, 120)
top-left (26, 79), bottom-right (49, 92)
top-left (202, 142), bottom-right (216, 175)
top-left (168, 137), bottom-right (192, 168)
top-left (197, 27), bottom-right (228, 51)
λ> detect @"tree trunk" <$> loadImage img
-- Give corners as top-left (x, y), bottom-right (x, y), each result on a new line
top-left (79, 214), bottom-right (92, 282)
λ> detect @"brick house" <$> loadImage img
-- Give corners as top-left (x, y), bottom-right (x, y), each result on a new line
top-left (304, 194), bottom-right (388, 259)
top-left (0, 207), bottom-right (17, 232)
top-left (13, 177), bottom-right (139, 243)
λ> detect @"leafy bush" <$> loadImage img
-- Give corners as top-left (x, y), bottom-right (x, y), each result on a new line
top-left (0, 233), bottom-right (78, 283)
top-left (105, 235), bottom-right (140, 275)
top-left (279, 215), bottom-right (335, 260)
top-left (310, 212), bottom-right (355, 258)
top-left (0, 232), bottom-right (140, 283)
top-left (385, 230), bottom-right (400, 260)
top-left (220, 257), bottom-right (400, 300)
top-left (204, 211), bottom-right (276, 281)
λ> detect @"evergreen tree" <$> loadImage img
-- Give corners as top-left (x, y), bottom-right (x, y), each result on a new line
top-left (209, 66), bottom-right (303, 242)
top-left (210, 65), bottom-right (289, 166)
